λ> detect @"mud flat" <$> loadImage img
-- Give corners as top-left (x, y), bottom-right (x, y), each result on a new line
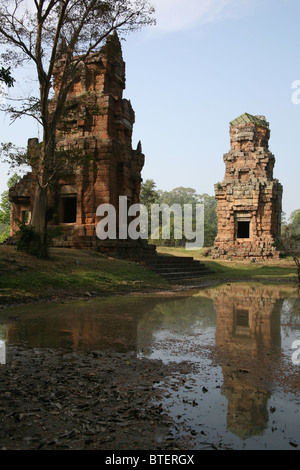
top-left (0, 346), bottom-right (199, 451)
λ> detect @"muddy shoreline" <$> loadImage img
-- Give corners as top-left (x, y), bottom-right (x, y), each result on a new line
top-left (0, 346), bottom-right (202, 451)
top-left (0, 276), bottom-right (295, 311)
top-left (0, 280), bottom-right (218, 311)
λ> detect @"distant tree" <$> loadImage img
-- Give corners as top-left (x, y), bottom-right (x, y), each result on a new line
top-left (0, 173), bottom-right (21, 242)
top-left (141, 183), bottom-right (217, 248)
top-left (140, 179), bottom-right (159, 239)
top-left (157, 189), bottom-right (217, 247)
top-left (158, 187), bottom-right (199, 207)
top-left (277, 209), bottom-right (300, 283)
top-left (0, 188), bottom-right (11, 227)
top-left (153, 187), bottom-right (198, 247)
top-left (281, 211), bottom-right (287, 227)
top-left (0, 0), bottom-right (155, 257)
top-left (280, 228), bottom-right (300, 283)
top-left (198, 193), bottom-right (217, 247)
top-left (140, 179), bottom-right (159, 207)
top-left (289, 209), bottom-right (300, 235)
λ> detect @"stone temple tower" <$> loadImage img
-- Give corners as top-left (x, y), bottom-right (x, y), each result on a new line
top-left (9, 32), bottom-right (154, 257)
top-left (213, 113), bottom-right (283, 260)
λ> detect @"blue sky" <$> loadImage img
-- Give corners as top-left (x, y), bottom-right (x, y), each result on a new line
top-left (1, 0), bottom-right (300, 218)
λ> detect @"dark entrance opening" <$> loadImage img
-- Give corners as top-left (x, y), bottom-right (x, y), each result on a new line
top-left (237, 221), bottom-right (250, 239)
top-left (62, 197), bottom-right (77, 223)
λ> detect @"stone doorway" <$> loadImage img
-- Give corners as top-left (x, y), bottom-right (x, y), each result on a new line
top-left (237, 221), bottom-right (250, 239)
top-left (61, 196), bottom-right (77, 224)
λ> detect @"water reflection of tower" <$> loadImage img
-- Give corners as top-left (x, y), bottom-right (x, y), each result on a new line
top-left (208, 283), bottom-right (282, 440)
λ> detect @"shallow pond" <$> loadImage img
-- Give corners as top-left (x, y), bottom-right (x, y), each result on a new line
top-left (0, 282), bottom-right (299, 450)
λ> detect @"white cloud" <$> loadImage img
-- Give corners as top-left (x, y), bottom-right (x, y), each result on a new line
top-left (152, 0), bottom-right (258, 32)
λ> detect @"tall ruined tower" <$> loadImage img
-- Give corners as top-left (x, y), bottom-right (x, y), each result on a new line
top-left (213, 113), bottom-right (283, 260)
top-left (10, 33), bottom-right (151, 256)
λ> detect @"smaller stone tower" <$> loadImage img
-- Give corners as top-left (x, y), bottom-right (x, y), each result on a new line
top-left (213, 113), bottom-right (283, 260)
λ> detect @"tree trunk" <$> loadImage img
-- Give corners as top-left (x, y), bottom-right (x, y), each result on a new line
top-left (29, 129), bottom-right (55, 258)
top-left (31, 184), bottom-right (47, 232)
top-left (30, 180), bottom-right (49, 258)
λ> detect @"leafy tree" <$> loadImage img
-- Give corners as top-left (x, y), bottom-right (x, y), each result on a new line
top-left (198, 193), bottom-right (217, 247)
top-left (0, 0), bottom-right (155, 257)
top-left (0, 225), bottom-right (10, 243)
top-left (277, 209), bottom-right (300, 283)
top-left (155, 188), bottom-right (217, 247)
top-left (0, 142), bottom-right (29, 174)
top-left (158, 187), bottom-right (200, 207)
top-left (0, 188), bottom-right (11, 227)
top-left (140, 179), bottom-right (159, 207)
top-left (140, 181), bottom-right (217, 248)
top-left (0, 65), bottom-right (14, 87)
top-left (289, 209), bottom-right (300, 235)
top-left (150, 186), bottom-right (196, 247)
top-left (0, 173), bottom-right (21, 242)
top-left (140, 179), bottom-right (159, 239)
top-left (279, 227), bottom-right (300, 283)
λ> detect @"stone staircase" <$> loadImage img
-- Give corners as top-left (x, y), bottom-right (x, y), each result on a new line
top-left (142, 253), bottom-right (212, 281)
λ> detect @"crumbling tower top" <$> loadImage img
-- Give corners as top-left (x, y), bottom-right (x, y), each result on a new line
top-left (229, 112), bottom-right (270, 152)
top-left (53, 31), bottom-right (126, 99)
top-left (224, 112), bottom-right (275, 183)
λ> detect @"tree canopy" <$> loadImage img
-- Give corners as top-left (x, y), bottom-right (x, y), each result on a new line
top-left (277, 208), bottom-right (300, 283)
top-left (289, 209), bottom-right (300, 235)
top-left (0, 173), bottom-right (21, 225)
top-left (0, 0), bottom-right (155, 126)
top-left (140, 179), bottom-right (217, 247)
top-left (0, 173), bottom-right (21, 243)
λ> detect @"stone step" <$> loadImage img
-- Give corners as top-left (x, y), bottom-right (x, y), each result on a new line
top-left (145, 258), bottom-right (198, 266)
top-left (142, 254), bottom-right (194, 261)
top-left (157, 270), bottom-right (212, 280)
top-left (143, 256), bottom-right (198, 265)
top-left (142, 254), bottom-right (212, 280)
top-left (149, 264), bottom-right (208, 273)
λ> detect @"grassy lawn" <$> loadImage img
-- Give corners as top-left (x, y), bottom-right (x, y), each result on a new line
top-left (0, 245), bottom-right (166, 304)
top-left (0, 244), bottom-right (297, 305)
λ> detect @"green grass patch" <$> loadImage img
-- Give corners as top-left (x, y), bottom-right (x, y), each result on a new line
top-left (0, 245), bottom-right (165, 303)
top-left (202, 259), bottom-right (296, 280)
top-left (0, 245), bottom-right (297, 305)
